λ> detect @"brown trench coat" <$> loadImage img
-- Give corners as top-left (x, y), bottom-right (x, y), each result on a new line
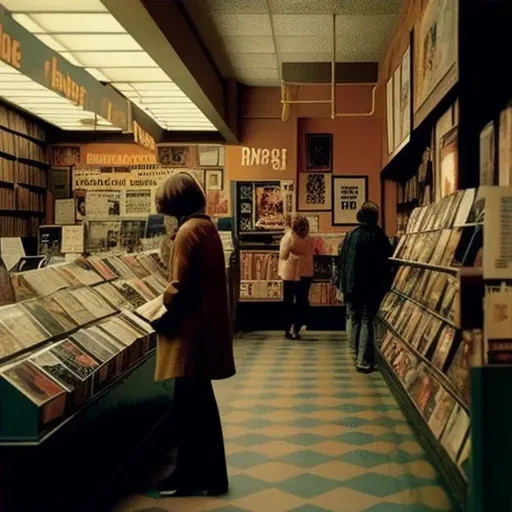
top-left (154, 215), bottom-right (236, 382)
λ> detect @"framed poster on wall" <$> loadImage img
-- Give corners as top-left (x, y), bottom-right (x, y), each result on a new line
top-left (298, 172), bottom-right (332, 211)
top-left (331, 176), bottom-right (368, 226)
top-left (414, 0), bottom-right (459, 128)
top-left (306, 134), bottom-right (333, 171)
top-left (386, 75), bottom-right (394, 155)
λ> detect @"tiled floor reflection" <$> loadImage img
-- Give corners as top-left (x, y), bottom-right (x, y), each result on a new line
top-left (112, 331), bottom-right (452, 512)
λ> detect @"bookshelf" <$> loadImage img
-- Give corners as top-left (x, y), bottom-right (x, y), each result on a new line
top-left (0, 103), bottom-right (48, 237)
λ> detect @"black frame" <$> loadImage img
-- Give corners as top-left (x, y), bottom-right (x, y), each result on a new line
top-left (331, 175), bottom-right (368, 226)
top-left (306, 133), bottom-right (333, 171)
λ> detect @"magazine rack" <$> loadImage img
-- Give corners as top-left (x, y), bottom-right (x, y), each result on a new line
top-left (376, 188), bottom-right (486, 510)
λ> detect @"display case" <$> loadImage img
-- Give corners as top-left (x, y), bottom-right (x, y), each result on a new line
top-left (0, 251), bottom-right (168, 443)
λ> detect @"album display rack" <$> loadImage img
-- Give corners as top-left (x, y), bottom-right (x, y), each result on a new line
top-left (376, 188), bottom-right (486, 509)
top-left (0, 103), bottom-right (48, 237)
top-left (0, 250), bottom-right (168, 442)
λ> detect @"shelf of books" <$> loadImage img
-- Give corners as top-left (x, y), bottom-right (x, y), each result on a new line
top-left (376, 188), bottom-right (485, 507)
top-left (0, 250), bottom-right (168, 443)
top-left (0, 104), bottom-right (48, 237)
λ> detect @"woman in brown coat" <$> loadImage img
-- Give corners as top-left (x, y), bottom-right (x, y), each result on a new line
top-left (155, 172), bottom-right (236, 497)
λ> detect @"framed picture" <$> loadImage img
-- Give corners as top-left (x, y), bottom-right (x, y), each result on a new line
top-left (400, 46), bottom-right (412, 147)
top-left (386, 75), bottom-right (394, 155)
top-left (414, 0), bottom-right (459, 128)
top-left (479, 121), bottom-right (495, 186)
top-left (298, 172), bottom-right (332, 211)
top-left (199, 146), bottom-right (221, 167)
top-left (331, 176), bottom-right (368, 226)
top-left (157, 146), bottom-right (188, 166)
top-left (305, 215), bottom-right (319, 233)
top-left (306, 133), bottom-right (332, 171)
top-left (49, 167), bottom-right (72, 199)
top-left (205, 169), bottom-right (223, 191)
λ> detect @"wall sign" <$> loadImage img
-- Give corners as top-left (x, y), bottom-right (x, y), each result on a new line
top-left (133, 120), bottom-right (156, 152)
top-left (332, 176), bottom-right (368, 226)
top-left (241, 147), bottom-right (287, 171)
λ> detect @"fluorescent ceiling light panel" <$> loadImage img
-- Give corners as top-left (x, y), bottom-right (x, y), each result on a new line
top-left (68, 52), bottom-right (157, 68)
top-left (0, 62), bottom-right (119, 132)
top-left (5, 2), bottom-right (216, 132)
top-left (1, 0), bottom-right (107, 12)
top-left (26, 14), bottom-right (125, 33)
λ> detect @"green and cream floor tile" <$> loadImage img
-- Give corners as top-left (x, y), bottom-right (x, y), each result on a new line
top-left (112, 332), bottom-right (452, 512)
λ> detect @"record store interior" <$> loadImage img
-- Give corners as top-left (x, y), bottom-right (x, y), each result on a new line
top-left (0, 0), bottom-right (510, 511)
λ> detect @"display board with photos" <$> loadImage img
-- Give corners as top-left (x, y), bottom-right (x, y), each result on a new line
top-left (377, 188), bottom-right (485, 483)
top-left (0, 251), bottom-right (168, 441)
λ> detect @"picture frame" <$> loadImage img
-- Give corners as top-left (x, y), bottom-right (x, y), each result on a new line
top-left (205, 169), bottom-right (223, 191)
top-left (157, 145), bottom-right (188, 166)
top-left (331, 176), bottom-right (369, 226)
top-left (306, 133), bottom-right (333, 171)
top-left (298, 172), bottom-right (332, 211)
top-left (386, 75), bottom-right (394, 155)
top-left (413, 0), bottom-right (459, 128)
top-left (199, 146), bottom-right (221, 167)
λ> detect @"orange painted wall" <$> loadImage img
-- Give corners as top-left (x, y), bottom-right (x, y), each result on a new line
top-left (226, 84), bottom-right (397, 234)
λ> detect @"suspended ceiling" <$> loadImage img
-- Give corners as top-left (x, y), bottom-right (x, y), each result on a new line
top-left (186, 0), bottom-right (403, 86)
top-left (1, 0), bottom-right (217, 132)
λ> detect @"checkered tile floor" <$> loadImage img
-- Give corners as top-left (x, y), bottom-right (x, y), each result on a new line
top-left (112, 331), bottom-right (452, 512)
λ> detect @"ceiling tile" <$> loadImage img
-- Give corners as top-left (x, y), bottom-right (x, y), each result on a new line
top-left (272, 15), bottom-right (333, 37)
top-left (276, 36), bottom-right (332, 54)
top-left (268, 0), bottom-right (336, 14)
top-left (268, 0), bottom-right (401, 15)
top-left (335, 15), bottom-right (395, 61)
top-left (333, 0), bottom-right (403, 15)
top-left (280, 52), bottom-right (333, 63)
top-left (222, 36), bottom-right (276, 54)
top-left (240, 78), bottom-right (280, 86)
top-left (228, 53), bottom-right (278, 69)
top-left (206, 0), bottom-right (269, 14)
top-left (235, 68), bottom-right (280, 80)
top-left (212, 14), bottom-right (272, 36)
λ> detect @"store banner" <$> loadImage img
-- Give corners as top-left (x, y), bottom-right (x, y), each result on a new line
top-left (0, 6), bottom-right (129, 130)
top-left (72, 166), bottom-right (205, 190)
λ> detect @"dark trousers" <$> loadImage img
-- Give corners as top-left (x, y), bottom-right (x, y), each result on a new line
top-left (347, 302), bottom-right (378, 367)
top-left (283, 277), bottom-right (313, 333)
top-left (173, 377), bottom-right (228, 490)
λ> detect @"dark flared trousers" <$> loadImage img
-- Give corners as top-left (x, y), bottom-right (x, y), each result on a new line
top-left (283, 277), bottom-right (313, 334)
top-left (173, 377), bottom-right (228, 490)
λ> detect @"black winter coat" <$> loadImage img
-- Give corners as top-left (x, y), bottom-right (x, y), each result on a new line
top-left (336, 222), bottom-right (393, 307)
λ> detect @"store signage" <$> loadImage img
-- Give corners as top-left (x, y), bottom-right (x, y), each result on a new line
top-left (85, 152), bottom-right (157, 166)
top-left (241, 147), bottom-right (287, 171)
top-left (133, 120), bottom-right (156, 152)
top-left (0, 6), bottom-right (130, 131)
top-left (0, 20), bottom-right (21, 69)
top-left (45, 57), bottom-right (87, 108)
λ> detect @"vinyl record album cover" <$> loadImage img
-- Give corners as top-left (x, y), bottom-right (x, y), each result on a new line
top-left (2, 360), bottom-right (66, 406)
top-left (51, 339), bottom-right (100, 380)
top-left (31, 351), bottom-right (84, 391)
top-left (52, 289), bottom-right (96, 326)
top-left (0, 304), bottom-right (50, 348)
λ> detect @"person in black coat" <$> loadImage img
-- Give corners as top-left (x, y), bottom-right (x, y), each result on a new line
top-left (337, 201), bottom-right (392, 372)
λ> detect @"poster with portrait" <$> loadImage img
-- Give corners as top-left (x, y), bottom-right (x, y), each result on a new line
top-left (254, 184), bottom-right (284, 230)
top-left (298, 173), bottom-right (332, 211)
top-left (414, 0), bottom-right (459, 127)
top-left (332, 176), bottom-right (368, 225)
top-left (157, 146), bottom-right (188, 166)
top-left (86, 190), bottom-right (121, 218)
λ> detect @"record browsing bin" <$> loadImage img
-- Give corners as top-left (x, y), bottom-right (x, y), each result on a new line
top-left (0, 251), bottom-right (166, 444)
